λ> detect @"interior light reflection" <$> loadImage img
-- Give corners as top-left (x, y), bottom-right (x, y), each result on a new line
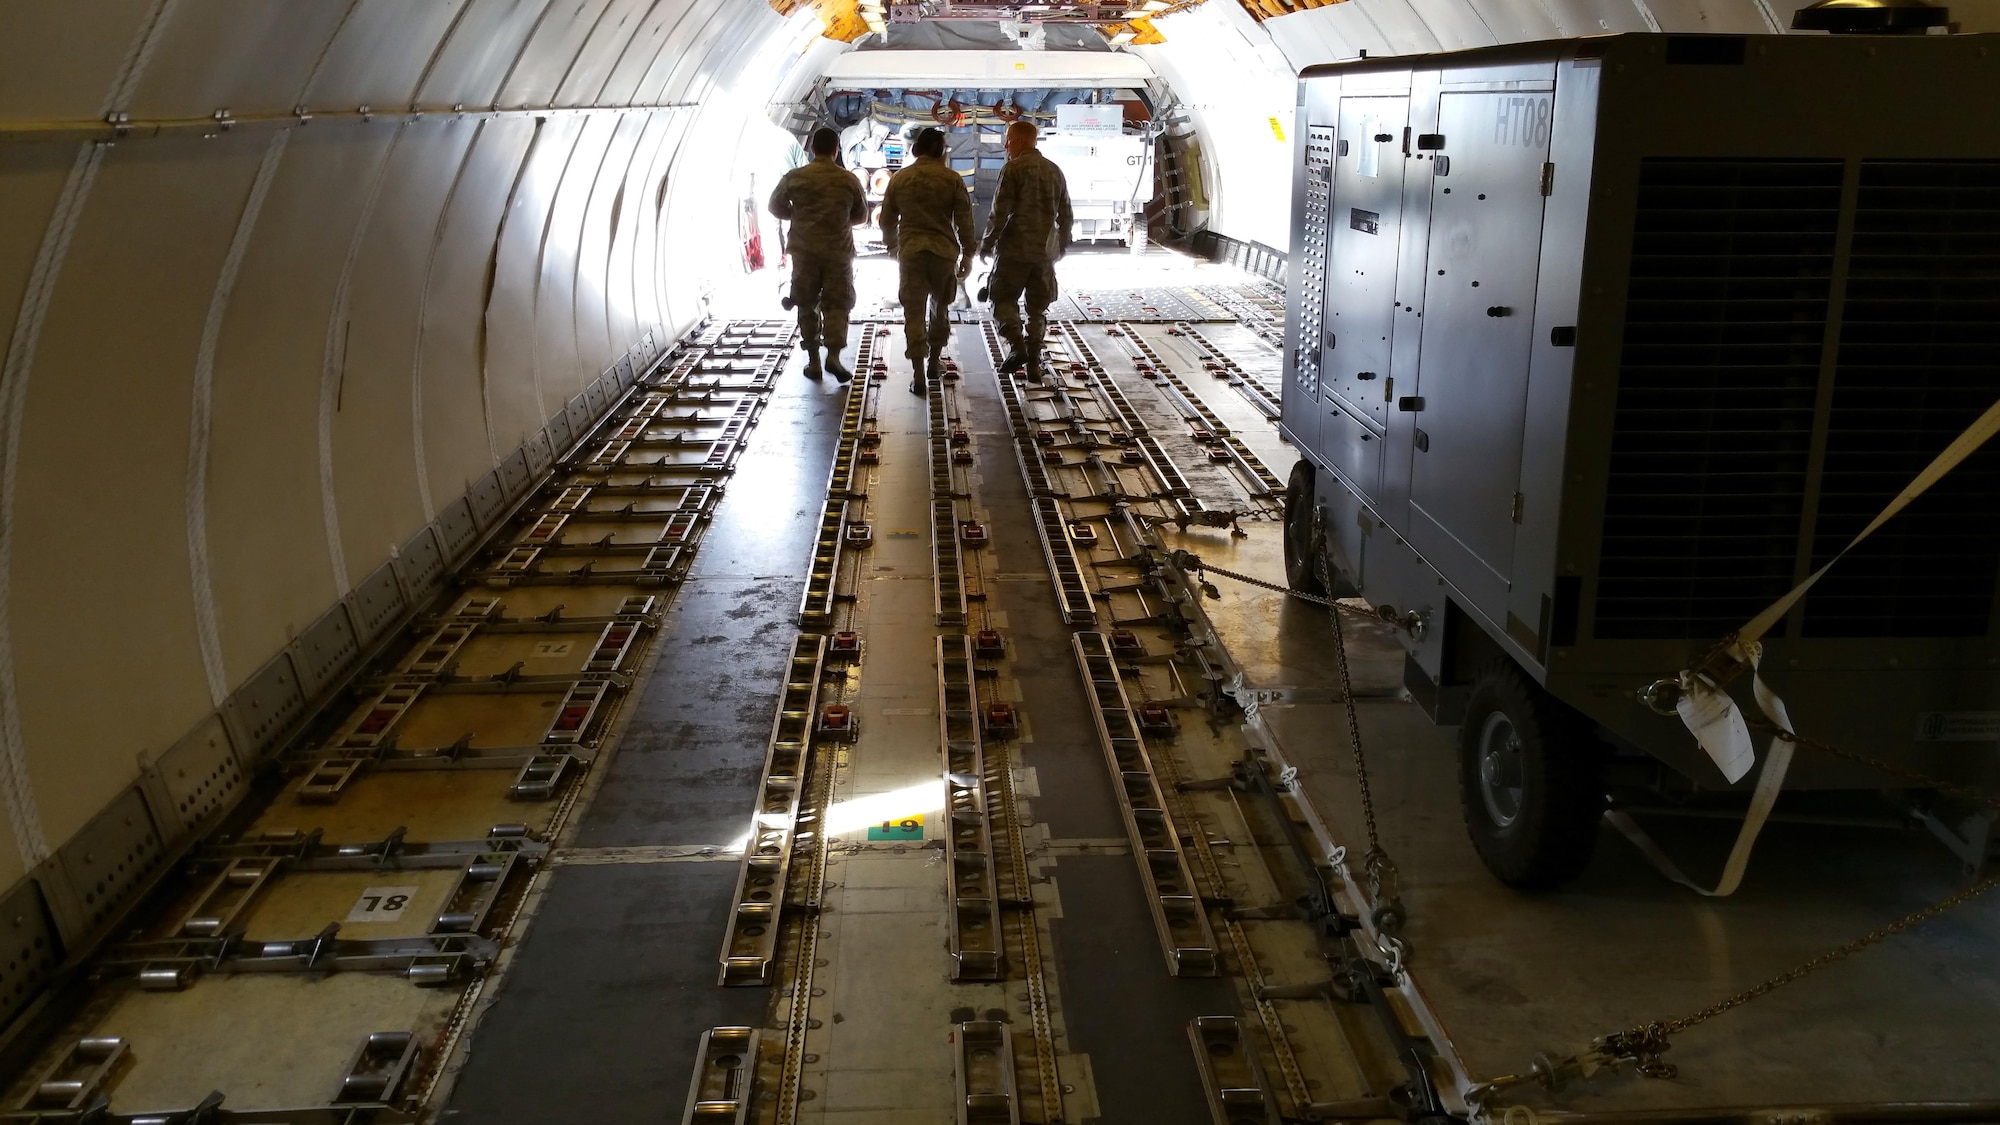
top-left (724, 778), bottom-right (947, 855)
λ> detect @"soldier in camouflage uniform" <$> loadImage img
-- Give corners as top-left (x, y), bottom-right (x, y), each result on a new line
top-left (980, 120), bottom-right (1073, 382)
top-left (878, 127), bottom-right (975, 395)
top-left (768, 126), bottom-right (868, 381)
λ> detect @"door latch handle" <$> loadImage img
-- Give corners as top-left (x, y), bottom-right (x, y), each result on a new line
top-left (1486, 306), bottom-right (1512, 318)
top-left (1356, 371), bottom-right (1377, 381)
top-left (1397, 396), bottom-right (1424, 412)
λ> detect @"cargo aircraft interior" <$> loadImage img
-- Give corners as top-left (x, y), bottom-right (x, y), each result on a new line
top-left (0, 1), bottom-right (1995, 1122)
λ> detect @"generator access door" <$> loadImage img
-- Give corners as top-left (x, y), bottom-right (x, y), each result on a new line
top-left (1316, 95), bottom-right (1409, 498)
top-left (1325, 95), bottom-right (1408, 428)
top-left (1407, 90), bottom-right (1552, 616)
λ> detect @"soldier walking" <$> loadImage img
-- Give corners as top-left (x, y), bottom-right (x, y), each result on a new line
top-left (878, 127), bottom-right (975, 396)
top-left (768, 126), bottom-right (868, 381)
top-left (980, 120), bottom-right (1073, 382)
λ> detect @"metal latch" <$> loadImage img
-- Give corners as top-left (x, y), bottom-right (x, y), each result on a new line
top-left (1397, 396), bottom-right (1424, 412)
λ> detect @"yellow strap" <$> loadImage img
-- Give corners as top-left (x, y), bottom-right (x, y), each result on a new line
top-left (1739, 395), bottom-right (2000, 645)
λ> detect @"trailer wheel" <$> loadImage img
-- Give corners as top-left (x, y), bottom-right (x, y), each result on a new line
top-left (1284, 461), bottom-right (1326, 595)
top-left (1458, 661), bottom-right (1604, 888)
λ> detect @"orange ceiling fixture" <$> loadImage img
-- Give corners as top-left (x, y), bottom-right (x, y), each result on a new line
top-left (1233, 0), bottom-right (1353, 18)
top-left (772, 0), bottom-right (874, 43)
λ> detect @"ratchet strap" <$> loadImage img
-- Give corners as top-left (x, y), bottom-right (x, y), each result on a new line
top-left (1622, 395), bottom-right (2000, 897)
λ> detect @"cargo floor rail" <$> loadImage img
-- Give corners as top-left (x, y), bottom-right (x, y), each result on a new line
top-left (983, 324), bottom-right (1098, 625)
top-left (1072, 631), bottom-right (1219, 976)
top-left (797, 333), bottom-right (873, 628)
top-left (719, 635), bottom-right (828, 986)
top-left (1169, 320), bottom-right (1281, 420)
top-left (939, 636), bottom-right (1003, 980)
top-left (1104, 324), bottom-right (1285, 504)
top-left (1043, 327), bottom-right (1205, 523)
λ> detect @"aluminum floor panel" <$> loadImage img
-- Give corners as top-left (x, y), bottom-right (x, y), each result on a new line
top-left (571, 369), bottom-right (846, 850)
top-left (443, 356), bottom-right (839, 1121)
top-left (440, 862), bottom-right (764, 1124)
top-left (953, 325), bottom-right (1125, 840)
top-left (1047, 853), bottom-right (1235, 1125)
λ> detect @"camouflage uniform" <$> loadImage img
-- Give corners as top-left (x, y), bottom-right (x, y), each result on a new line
top-left (879, 155), bottom-right (975, 362)
top-left (768, 158), bottom-right (867, 350)
top-left (982, 149), bottom-right (1074, 358)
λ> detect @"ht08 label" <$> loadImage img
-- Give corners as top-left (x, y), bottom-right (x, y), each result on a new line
top-left (1494, 96), bottom-right (1553, 148)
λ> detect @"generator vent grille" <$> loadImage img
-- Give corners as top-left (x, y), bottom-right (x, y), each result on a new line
top-left (1802, 160), bottom-right (2000, 638)
top-left (1596, 159), bottom-right (1842, 640)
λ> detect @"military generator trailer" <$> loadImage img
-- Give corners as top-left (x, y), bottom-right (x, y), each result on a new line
top-left (1277, 32), bottom-right (2000, 888)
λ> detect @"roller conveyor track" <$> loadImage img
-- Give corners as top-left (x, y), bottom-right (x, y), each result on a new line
top-left (1167, 320), bottom-right (1282, 420)
top-left (1096, 322), bottom-right (1288, 504)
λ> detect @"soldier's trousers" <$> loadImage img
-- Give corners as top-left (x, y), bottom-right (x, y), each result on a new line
top-left (990, 256), bottom-right (1058, 355)
top-left (788, 251), bottom-right (855, 350)
top-left (897, 251), bottom-right (956, 362)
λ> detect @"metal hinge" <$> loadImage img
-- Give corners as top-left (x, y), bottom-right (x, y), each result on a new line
top-left (1540, 162), bottom-right (1555, 196)
top-left (1511, 492), bottom-right (1525, 523)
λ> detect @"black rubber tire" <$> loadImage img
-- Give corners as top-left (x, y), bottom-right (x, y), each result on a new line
top-left (1283, 460), bottom-right (1327, 595)
top-left (1457, 660), bottom-right (1605, 888)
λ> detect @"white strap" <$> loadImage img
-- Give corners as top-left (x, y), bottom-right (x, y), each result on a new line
top-left (1651, 394), bottom-right (2000, 895)
top-left (1621, 643), bottom-right (1796, 896)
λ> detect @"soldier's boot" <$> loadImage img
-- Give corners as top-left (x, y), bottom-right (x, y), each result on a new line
top-left (911, 347), bottom-right (945, 397)
top-left (1025, 344), bottom-right (1046, 385)
top-left (824, 345), bottom-right (853, 383)
top-left (800, 338), bottom-right (822, 380)
top-left (907, 350), bottom-right (927, 396)
top-left (999, 338), bottom-right (1028, 375)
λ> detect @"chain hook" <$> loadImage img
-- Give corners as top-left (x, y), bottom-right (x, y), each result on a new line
top-left (1376, 932), bottom-right (1407, 980)
top-left (1592, 1022), bottom-right (1678, 1080)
